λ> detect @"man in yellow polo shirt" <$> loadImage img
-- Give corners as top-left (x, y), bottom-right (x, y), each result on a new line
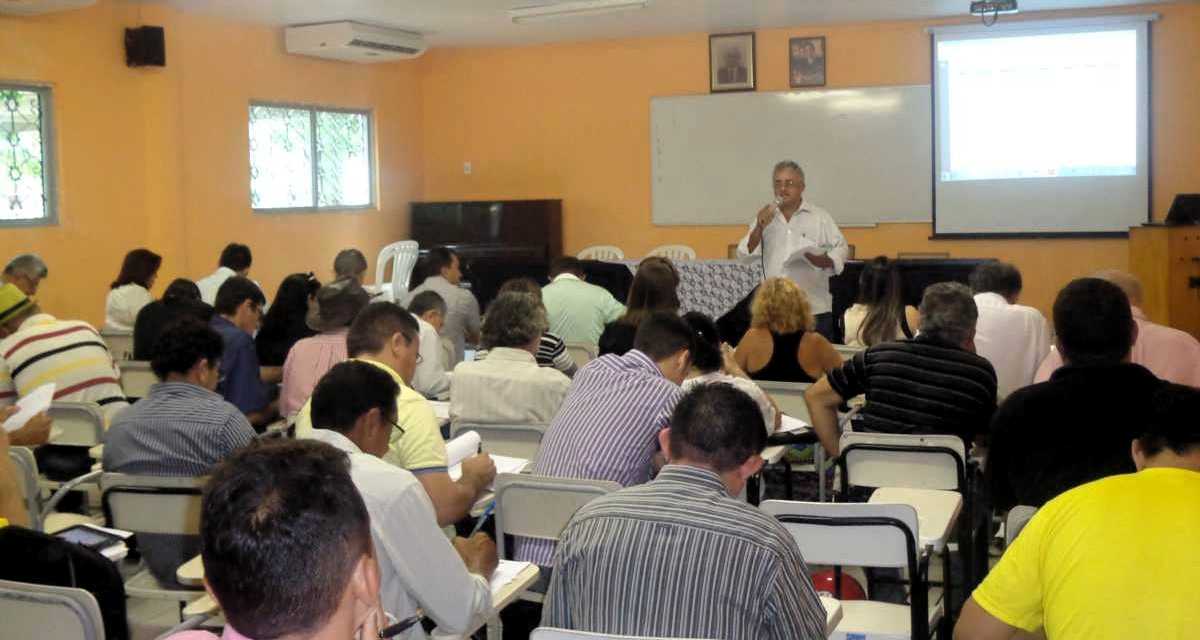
top-left (294, 302), bottom-right (495, 526)
top-left (956, 382), bottom-right (1200, 640)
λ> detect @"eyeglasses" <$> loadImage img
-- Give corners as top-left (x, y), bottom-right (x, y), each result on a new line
top-left (415, 353), bottom-right (423, 365)
top-left (390, 418), bottom-right (406, 437)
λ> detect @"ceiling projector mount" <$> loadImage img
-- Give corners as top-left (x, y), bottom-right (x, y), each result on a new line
top-left (970, 0), bottom-right (1018, 26)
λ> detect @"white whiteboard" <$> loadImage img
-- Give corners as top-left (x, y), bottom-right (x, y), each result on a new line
top-left (651, 86), bottom-right (933, 227)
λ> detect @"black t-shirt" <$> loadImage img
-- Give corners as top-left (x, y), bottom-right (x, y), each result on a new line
top-left (986, 363), bottom-right (1166, 512)
top-left (132, 299), bottom-right (214, 361)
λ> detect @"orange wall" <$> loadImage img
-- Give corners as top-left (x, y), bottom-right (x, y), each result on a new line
top-left (0, 0), bottom-right (423, 326)
top-left (419, 3), bottom-right (1200, 315)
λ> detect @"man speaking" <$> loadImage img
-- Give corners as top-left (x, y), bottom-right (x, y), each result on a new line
top-left (736, 160), bottom-right (848, 341)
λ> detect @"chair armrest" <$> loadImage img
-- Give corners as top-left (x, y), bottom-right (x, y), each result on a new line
top-left (40, 469), bottom-right (103, 519)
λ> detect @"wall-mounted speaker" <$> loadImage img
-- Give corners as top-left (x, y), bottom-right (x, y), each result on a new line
top-left (125, 26), bottom-right (166, 67)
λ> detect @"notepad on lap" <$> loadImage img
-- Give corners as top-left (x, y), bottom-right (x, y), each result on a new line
top-left (2, 383), bottom-right (55, 433)
top-left (489, 560), bottom-right (533, 597)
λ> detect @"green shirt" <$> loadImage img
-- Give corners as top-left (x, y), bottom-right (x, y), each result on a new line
top-left (542, 274), bottom-right (626, 345)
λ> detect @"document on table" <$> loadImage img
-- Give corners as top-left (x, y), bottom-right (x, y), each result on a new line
top-left (490, 560), bottom-right (533, 597)
top-left (2, 383), bottom-right (55, 432)
top-left (778, 414), bottom-right (811, 434)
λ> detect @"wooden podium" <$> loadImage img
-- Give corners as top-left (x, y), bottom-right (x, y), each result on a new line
top-left (1129, 225), bottom-right (1200, 339)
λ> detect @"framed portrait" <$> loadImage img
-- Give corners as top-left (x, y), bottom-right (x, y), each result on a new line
top-left (709, 32), bottom-right (756, 93)
top-left (789, 36), bottom-right (826, 88)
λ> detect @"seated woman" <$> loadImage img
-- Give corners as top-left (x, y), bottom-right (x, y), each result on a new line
top-left (105, 248), bottom-right (162, 331)
top-left (133, 278), bottom-right (213, 360)
top-left (599, 256), bottom-right (680, 356)
top-left (255, 272), bottom-right (320, 369)
top-left (681, 312), bottom-right (780, 433)
top-left (843, 256), bottom-right (920, 348)
top-left (734, 277), bottom-right (842, 382)
top-left (475, 277), bottom-right (577, 377)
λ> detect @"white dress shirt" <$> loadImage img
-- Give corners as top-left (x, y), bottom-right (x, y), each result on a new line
top-left (735, 200), bottom-right (848, 315)
top-left (410, 313), bottom-right (451, 400)
top-left (308, 429), bottom-right (491, 639)
top-left (450, 347), bottom-right (571, 425)
top-left (104, 283), bottom-right (154, 331)
top-left (196, 266), bottom-right (266, 307)
top-left (681, 372), bottom-right (776, 434)
top-left (408, 276), bottom-right (481, 367)
top-left (973, 292), bottom-right (1051, 399)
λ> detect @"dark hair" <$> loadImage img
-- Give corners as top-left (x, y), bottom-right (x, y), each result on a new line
top-left (633, 311), bottom-right (694, 362)
top-left (425, 246), bottom-right (457, 276)
top-left (201, 439), bottom-right (371, 640)
top-left (162, 278), bottom-right (201, 305)
top-left (333, 249), bottom-right (368, 280)
top-left (1053, 278), bottom-right (1134, 366)
top-left (918, 282), bottom-right (978, 346)
top-left (110, 248), bottom-right (162, 289)
top-left (1136, 383), bottom-right (1200, 457)
top-left (260, 272), bottom-right (320, 337)
top-left (482, 292), bottom-right (547, 349)
top-left (682, 311), bottom-right (722, 373)
top-left (498, 277), bottom-right (543, 303)
top-left (970, 262), bottom-right (1023, 300)
top-left (407, 291), bottom-right (447, 318)
top-left (150, 318), bottom-right (224, 379)
top-left (219, 243), bottom-right (253, 272)
top-left (347, 302), bottom-right (418, 358)
top-left (622, 257), bottom-right (680, 325)
top-left (213, 276), bottom-right (266, 316)
top-left (856, 256), bottom-right (906, 347)
top-left (669, 383), bottom-right (766, 472)
top-left (311, 361), bottom-right (399, 434)
top-left (550, 257), bottom-right (585, 278)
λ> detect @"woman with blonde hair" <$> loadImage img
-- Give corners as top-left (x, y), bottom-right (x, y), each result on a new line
top-left (735, 277), bottom-right (842, 382)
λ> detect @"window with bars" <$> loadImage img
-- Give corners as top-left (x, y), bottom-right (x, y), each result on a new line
top-left (248, 103), bottom-right (374, 211)
top-left (0, 85), bottom-right (55, 225)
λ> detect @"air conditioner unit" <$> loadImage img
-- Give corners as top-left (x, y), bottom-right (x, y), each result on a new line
top-left (0, 0), bottom-right (96, 15)
top-left (285, 22), bottom-right (427, 63)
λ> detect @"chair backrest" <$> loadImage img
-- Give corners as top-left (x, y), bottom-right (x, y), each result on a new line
top-left (450, 422), bottom-right (547, 460)
top-left (761, 500), bottom-right (920, 569)
top-left (0, 578), bottom-right (105, 640)
top-left (832, 343), bottom-right (863, 360)
top-left (577, 245), bottom-right (625, 261)
top-left (838, 431), bottom-right (967, 492)
top-left (532, 629), bottom-right (717, 640)
top-left (118, 360), bottom-right (158, 400)
top-left (494, 473), bottom-right (621, 559)
top-left (47, 402), bottom-right (106, 447)
top-left (646, 244), bottom-right (697, 261)
top-left (100, 473), bottom-right (205, 536)
top-left (7, 446), bottom-right (41, 530)
top-left (374, 240), bottom-right (420, 302)
top-left (1005, 506), bottom-right (1038, 547)
top-left (100, 329), bottom-right (134, 362)
top-left (564, 342), bottom-right (597, 369)
top-left (754, 380), bottom-right (812, 423)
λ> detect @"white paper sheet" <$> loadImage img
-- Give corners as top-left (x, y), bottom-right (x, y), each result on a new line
top-left (489, 560), bottom-right (533, 597)
top-left (778, 414), bottom-right (811, 434)
top-left (445, 431), bottom-right (482, 469)
top-left (2, 382), bottom-right (55, 433)
top-left (448, 453), bottom-right (530, 485)
top-left (428, 400), bottom-right (451, 421)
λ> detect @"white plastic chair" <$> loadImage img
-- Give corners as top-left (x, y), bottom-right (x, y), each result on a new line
top-left (833, 343), bottom-right (864, 360)
top-left (100, 329), bottom-right (134, 362)
top-left (646, 244), bottom-right (696, 261)
top-left (450, 422), bottom-right (548, 460)
top-left (837, 432), bottom-right (968, 493)
top-left (0, 579), bottom-right (105, 640)
top-left (762, 500), bottom-right (943, 640)
top-left (47, 402), bottom-right (106, 447)
top-left (577, 245), bottom-right (625, 261)
top-left (118, 360), bottom-right (158, 400)
top-left (1005, 506), bottom-right (1038, 548)
top-left (8, 446), bottom-right (100, 533)
top-left (564, 342), bottom-right (597, 369)
top-left (533, 630), bottom-right (717, 640)
top-left (374, 240), bottom-right (420, 303)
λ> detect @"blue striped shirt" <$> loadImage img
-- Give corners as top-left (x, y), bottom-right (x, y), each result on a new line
top-left (518, 350), bottom-right (683, 565)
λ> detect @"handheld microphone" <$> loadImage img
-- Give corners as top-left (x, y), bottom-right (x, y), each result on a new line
top-left (761, 197), bottom-right (783, 279)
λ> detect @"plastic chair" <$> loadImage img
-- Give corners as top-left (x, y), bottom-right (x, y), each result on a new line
top-left (0, 578), bottom-right (105, 640)
top-left (494, 473), bottom-right (620, 574)
top-left (118, 360), bottom-right (158, 400)
top-left (100, 329), bottom-right (134, 362)
top-left (9, 446), bottom-right (103, 533)
top-left (47, 402), bottom-right (106, 448)
top-left (1005, 506), bottom-right (1038, 547)
top-left (564, 342), bottom-right (597, 369)
top-left (577, 245), bottom-right (625, 261)
top-left (833, 344), bottom-right (864, 360)
top-left (532, 630), bottom-right (717, 640)
top-left (646, 244), bottom-right (696, 261)
top-left (754, 380), bottom-right (832, 501)
top-left (762, 500), bottom-right (943, 640)
top-left (450, 422), bottom-right (548, 460)
top-left (374, 240), bottom-right (419, 303)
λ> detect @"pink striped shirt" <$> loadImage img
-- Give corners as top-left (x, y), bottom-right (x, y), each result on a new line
top-left (1035, 307), bottom-right (1200, 387)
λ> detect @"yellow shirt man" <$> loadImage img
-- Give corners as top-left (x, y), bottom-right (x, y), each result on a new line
top-left (968, 467), bottom-right (1200, 639)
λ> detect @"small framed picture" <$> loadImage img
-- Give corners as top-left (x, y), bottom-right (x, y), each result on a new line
top-left (789, 36), bottom-right (826, 88)
top-left (709, 32), bottom-right (756, 93)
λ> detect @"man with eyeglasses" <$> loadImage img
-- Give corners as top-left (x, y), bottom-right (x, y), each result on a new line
top-left (295, 302), bottom-right (496, 526)
top-left (307, 360), bottom-right (496, 639)
top-left (736, 160), bottom-right (849, 341)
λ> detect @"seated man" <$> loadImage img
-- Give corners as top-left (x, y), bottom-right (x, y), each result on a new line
top-left (806, 281), bottom-right (998, 457)
top-left (970, 262), bottom-right (1050, 399)
top-left (295, 302), bottom-right (494, 526)
top-left (333, 247), bottom-right (369, 284)
top-left (197, 243), bottom-right (259, 306)
top-left (132, 278), bottom-right (213, 361)
top-left (451, 291), bottom-right (571, 425)
top-left (210, 276), bottom-right (276, 428)
top-left (2, 253), bottom-right (48, 297)
top-left (407, 290), bottom-right (451, 400)
top-left (307, 361), bottom-right (495, 634)
top-left (279, 277), bottom-right (369, 418)
top-left (956, 383), bottom-right (1200, 640)
top-left (1035, 269), bottom-right (1200, 387)
top-left (541, 256), bottom-right (626, 345)
top-left (167, 439), bottom-right (388, 640)
top-left (104, 319), bottom-right (255, 476)
top-left (407, 246), bottom-right (480, 366)
top-left (988, 277), bottom-right (1167, 512)
top-left (543, 384), bottom-right (826, 639)
top-left (519, 311), bottom-right (692, 566)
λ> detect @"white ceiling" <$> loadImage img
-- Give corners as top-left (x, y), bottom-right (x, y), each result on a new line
top-left (159, 0), bottom-right (1173, 47)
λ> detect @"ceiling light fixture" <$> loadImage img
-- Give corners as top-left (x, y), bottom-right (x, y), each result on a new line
top-left (508, 0), bottom-right (649, 24)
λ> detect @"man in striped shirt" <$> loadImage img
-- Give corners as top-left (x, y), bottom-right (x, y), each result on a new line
top-left (518, 311), bottom-right (693, 566)
top-left (542, 384), bottom-right (827, 639)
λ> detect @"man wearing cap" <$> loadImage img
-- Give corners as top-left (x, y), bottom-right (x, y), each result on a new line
top-left (280, 277), bottom-right (371, 419)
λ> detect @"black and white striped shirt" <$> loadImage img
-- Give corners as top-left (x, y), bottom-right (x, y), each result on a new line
top-left (542, 465), bottom-right (827, 640)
